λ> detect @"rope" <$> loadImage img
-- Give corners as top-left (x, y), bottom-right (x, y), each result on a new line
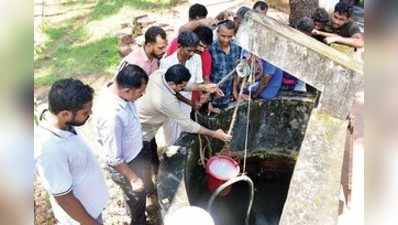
top-left (242, 56), bottom-right (255, 173)
top-left (195, 111), bottom-right (206, 167)
top-left (227, 75), bottom-right (248, 136)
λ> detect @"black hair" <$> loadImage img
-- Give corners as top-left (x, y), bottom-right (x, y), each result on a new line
top-left (116, 63), bottom-right (148, 89)
top-left (144, 26), bottom-right (167, 45)
top-left (193, 26), bottom-right (213, 46)
top-left (177, 31), bottom-right (200, 48)
top-left (217, 19), bottom-right (236, 32)
top-left (312, 7), bottom-right (330, 23)
top-left (253, 1), bottom-right (268, 11)
top-left (48, 78), bottom-right (94, 114)
top-left (334, 1), bottom-right (353, 18)
top-left (296, 17), bottom-right (315, 34)
top-left (189, 3), bottom-right (208, 20)
top-left (236, 6), bottom-right (251, 19)
top-left (164, 64), bottom-right (191, 85)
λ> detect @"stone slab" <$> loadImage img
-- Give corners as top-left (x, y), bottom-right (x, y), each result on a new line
top-left (279, 110), bottom-right (348, 225)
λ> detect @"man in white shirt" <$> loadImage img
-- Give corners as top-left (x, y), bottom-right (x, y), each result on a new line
top-left (137, 64), bottom-right (232, 179)
top-left (95, 64), bottom-right (150, 225)
top-left (160, 31), bottom-right (203, 145)
top-left (35, 79), bottom-right (108, 225)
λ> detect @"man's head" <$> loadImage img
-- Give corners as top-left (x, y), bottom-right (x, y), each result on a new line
top-left (296, 17), bottom-right (315, 36)
top-left (216, 20), bottom-right (236, 47)
top-left (48, 79), bottom-right (94, 127)
top-left (115, 64), bottom-right (149, 102)
top-left (331, 2), bottom-right (353, 29)
top-left (144, 26), bottom-right (168, 60)
top-left (311, 8), bottom-right (330, 30)
top-left (216, 10), bottom-right (234, 22)
top-left (164, 64), bottom-right (191, 93)
top-left (253, 1), bottom-right (268, 16)
top-left (193, 26), bottom-right (213, 53)
top-left (233, 6), bottom-right (250, 28)
top-left (177, 31), bottom-right (200, 61)
top-left (189, 3), bottom-right (208, 21)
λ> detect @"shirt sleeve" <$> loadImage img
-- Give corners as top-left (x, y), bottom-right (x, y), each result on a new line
top-left (158, 98), bottom-right (201, 133)
top-left (348, 23), bottom-right (362, 36)
top-left (196, 57), bottom-right (204, 83)
top-left (100, 115), bottom-right (125, 166)
top-left (36, 148), bottom-right (73, 197)
top-left (202, 51), bottom-right (212, 79)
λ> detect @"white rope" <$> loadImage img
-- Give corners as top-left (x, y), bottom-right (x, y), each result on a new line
top-left (195, 111), bottom-right (206, 167)
top-left (242, 56), bottom-right (255, 173)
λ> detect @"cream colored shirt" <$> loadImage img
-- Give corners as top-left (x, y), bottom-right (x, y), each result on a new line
top-left (136, 69), bottom-right (201, 141)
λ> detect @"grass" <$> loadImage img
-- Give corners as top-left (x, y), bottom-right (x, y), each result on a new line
top-left (34, 0), bottom-right (181, 87)
top-left (90, 0), bottom-right (179, 20)
top-left (35, 36), bottom-right (119, 86)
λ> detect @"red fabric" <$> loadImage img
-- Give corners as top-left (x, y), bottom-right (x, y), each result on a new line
top-left (166, 38), bottom-right (179, 56)
top-left (167, 37), bottom-right (213, 104)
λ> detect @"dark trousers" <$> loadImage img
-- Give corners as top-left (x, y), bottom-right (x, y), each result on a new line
top-left (107, 150), bottom-right (150, 225)
top-left (142, 138), bottom-right (159, 193)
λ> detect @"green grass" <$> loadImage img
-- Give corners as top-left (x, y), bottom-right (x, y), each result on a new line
top-left (34, 0), bottom-right (182, 87)
top-left (90, 0), bottom-right (179, 20)
top-left (35, 36), bottom-right (119, 86)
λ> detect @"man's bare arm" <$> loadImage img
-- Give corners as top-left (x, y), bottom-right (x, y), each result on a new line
top-left (325, 33), bottom-right (364, 48)
top-left (311, 29), bottom-right (340, 38)
top-left (178, 18), bottom-right (217, 33)
top-left (253, 74), bottom-right (272, 99)
top-left (55, 192), bottom-right (101, 225)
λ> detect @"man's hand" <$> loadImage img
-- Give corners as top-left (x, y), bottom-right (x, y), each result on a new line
top-left (239, 94), bottom-right (250, 101)
top-left (234, 92), bottom-right (250, 101)
top-left (208, 103), bottom-right (221, 114)
top-left (311, 29), bottom-right (321, 36)
top-left (202, 83), bottom-right (224, 96)
top-left (199, 17), bottom-right (218, 27)
top-left (212, 129), bottom-right (232, 142)
top-left (130, 177), bottom-right (144, 192)
top-left (325, 35), bottom-right (342, 44)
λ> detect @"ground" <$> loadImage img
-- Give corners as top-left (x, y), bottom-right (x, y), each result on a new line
top-left (33, 1), bottom-right (363, 225)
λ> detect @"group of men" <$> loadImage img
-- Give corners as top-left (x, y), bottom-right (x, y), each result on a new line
top-left (34, 1), bottom-right (364, 225)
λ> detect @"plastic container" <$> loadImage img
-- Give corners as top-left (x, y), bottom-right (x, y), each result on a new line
top-left (206, 155), bottom-right (240, 193)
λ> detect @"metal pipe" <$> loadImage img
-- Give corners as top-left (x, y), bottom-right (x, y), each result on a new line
top-left (207, 174), bottom-right (254, 225)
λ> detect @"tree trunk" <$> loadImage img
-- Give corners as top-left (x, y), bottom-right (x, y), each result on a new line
top-left (289, 0), bottom-right (319, 27)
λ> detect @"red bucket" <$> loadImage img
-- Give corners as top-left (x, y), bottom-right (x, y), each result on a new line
top-left (206, 155), bottom-right (240, 193)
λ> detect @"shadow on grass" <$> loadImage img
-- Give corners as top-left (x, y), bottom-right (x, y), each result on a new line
top-left (35, 36), bottom-right (119, 86)
top-left (90, 0), bottom-right (182, 21)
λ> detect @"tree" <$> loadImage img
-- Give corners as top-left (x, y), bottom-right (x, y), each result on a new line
top-left (289, 0), bottom-right (319, 27)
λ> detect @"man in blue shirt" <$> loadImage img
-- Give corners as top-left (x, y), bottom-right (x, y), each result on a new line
top-left (248, 60), bottom-right (283, 100)
top-left (235, 51), bottom-right (283, 101)
top-left (209, 20), bottom-right (242, 100)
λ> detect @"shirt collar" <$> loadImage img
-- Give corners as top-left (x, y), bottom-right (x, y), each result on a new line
top-left (162, 73), bottom-right (176, 95)
top-left (153, 69), bottom-right (176, 95)
top-left (39, 122), bottom-right (77, 139)
top-left (106, 86), bottom-right (129, 109)
top-left (214, 40), bottom-right (224, 53)
top-left (108, 90), bottom-right (129, 109)
top-left (214, 40), bottom-right (234, 54)
top-left (140, 46), bottom-right (155, 63)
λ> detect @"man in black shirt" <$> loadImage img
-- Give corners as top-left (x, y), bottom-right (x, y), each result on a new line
top-left (311, 1), bottom-right (364, 48)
